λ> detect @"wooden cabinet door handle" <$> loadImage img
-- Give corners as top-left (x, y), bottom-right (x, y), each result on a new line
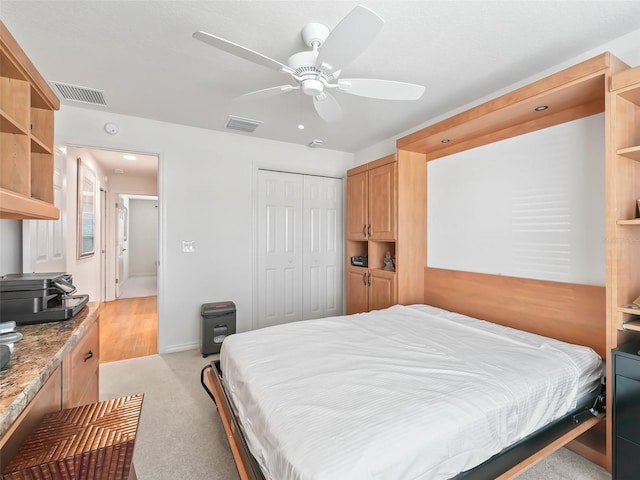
top-left (84, 350), bottom-right (94, 362)
top-left (362, 225), bottom-right (367, 238)
top-left (367, 224), bottom-right (371, 237)
top-left (362, 272), bottom-right (367, 285)
top-left (367, 272), bottom-right (371, 286)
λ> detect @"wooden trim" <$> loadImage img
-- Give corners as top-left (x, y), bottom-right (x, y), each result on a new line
top-left (495, 416), bottom-right (603, 479)
top-left (205, 365), bottom-right (260, 480)
top-left (424, 268), bottom-right (606, 357)
top-left (0, 187), bottom-right (59, 219)
top-left (347, 154), bottom-right (395, 177)
top-left (397, 53), bottom-right (613, 155)
top-left (611, 65), bottom-right (640, 92)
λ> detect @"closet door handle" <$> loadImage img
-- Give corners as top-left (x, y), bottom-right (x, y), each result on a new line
top-left (84, 350), bottom-right (94, 362)
top-left (362, 225), bottom-right (367, 238)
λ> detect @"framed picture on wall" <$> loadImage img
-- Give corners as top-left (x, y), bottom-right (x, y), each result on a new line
top-left (77, 157), bottom-right (96, 258)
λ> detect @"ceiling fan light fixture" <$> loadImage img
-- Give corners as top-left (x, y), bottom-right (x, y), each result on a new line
top-left (302, 79), bottom-right (324, 96)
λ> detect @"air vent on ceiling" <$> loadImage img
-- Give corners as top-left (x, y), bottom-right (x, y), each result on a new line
top-left (49, 81), bottom-right (107, 106)
top-left (225, 115), bottom-right (263, 133)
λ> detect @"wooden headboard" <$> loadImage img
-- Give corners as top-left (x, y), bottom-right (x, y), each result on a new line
top-left (424, 267), bottom-right (606, 357)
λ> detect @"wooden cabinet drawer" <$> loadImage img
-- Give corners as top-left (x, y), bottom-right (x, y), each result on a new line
top-left (63, 319), bottom-right (99, 408)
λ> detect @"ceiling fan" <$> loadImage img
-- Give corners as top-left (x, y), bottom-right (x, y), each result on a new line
top-left (193, 4), bottom-right (425, 123)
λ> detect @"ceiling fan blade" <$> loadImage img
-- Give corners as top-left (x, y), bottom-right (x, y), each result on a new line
top-left (234, 85), bottom-right (299, 101)
top-left (337, 79), bottom-right (425, 100)
top-left (193, 31), bottom-right (294, 74)
top-left (313, 92), bottom-right (343, 123)
top-left (315, 5), bottom-right (384, 74)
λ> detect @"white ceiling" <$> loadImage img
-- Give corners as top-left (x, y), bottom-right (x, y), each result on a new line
top-left (3, 1), bottom-right (640, 153)
top-left (70, 146), bottom-right (159, 177)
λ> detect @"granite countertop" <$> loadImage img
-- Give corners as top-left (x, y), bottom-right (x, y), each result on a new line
top-left (0, 301), bottom-right (103, 439)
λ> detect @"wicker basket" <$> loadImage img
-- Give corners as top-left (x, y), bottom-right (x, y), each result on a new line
top-left (2, 394), bottom-right (143, 480)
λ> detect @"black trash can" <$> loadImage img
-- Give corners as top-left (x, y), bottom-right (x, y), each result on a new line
top-left (201, 301), bottom-right (236, 357)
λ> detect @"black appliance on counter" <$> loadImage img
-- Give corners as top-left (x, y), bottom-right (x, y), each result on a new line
top-left (0, 273), bottom-right (89, 325)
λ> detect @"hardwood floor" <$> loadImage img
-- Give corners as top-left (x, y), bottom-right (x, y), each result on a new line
top-left (100, 296), bottom-right (158, 363)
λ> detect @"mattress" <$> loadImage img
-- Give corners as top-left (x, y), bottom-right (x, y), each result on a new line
top-left (220, 304), bottom-right (603, 480)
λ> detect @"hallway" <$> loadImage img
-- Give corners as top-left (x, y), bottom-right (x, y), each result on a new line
top-left (99, 295), bottom-right (158, 363)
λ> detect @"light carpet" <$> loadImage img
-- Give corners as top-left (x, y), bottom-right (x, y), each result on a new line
top-left (100, 350), bottom-right (611, 480)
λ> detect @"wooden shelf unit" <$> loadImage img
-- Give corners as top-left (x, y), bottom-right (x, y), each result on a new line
top-left (609, 64), bottom-right (640, 372)
top-left (0, 20), bottom-right (59, 219)
top-left (395, 52), bottom-right (634, 472)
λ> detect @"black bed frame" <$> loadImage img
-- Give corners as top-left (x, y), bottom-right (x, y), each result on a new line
top-left (202, 360), bottom-right (605, 480)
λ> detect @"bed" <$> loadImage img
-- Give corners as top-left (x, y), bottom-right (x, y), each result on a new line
top-left (204, 304), bottom-right (604, 480)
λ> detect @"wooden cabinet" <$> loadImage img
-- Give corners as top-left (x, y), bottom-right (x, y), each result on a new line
top-left (346, 267), bottom-right (396, 314)
top-left (346, 153), bottom-right (426, 314)
top-left (0, 312), bottom-right (100, 471)
top-left (0, 21), bottom-right (59, 220)
top-left (347, 158), bottom-right (396, 241)
top-left (62, 316), bottom-right (100, 408)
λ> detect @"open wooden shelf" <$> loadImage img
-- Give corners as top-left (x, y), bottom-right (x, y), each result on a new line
top-left (622, 318), bottom-right (640, 332)
top-left (0, 20), bottom-right (59, 220)
top-left (618, 145), bottom-right (640, 161)
top-left (616, 218), bottom-right (640, 225)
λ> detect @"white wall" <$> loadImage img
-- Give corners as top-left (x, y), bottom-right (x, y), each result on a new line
top-left (0, 220), bottom-right (22, 274)
top-left (428, 114), bottom-right (605, 285)
top-left (55, 106), bottom-right (353, 353)
top-left (65, 146), bottom-right (107, 303)
top-left (128, 198), bottom-right (158, 277)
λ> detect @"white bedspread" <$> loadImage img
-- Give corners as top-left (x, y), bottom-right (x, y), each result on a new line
top-left (220, 304), bottom-right (603, 480)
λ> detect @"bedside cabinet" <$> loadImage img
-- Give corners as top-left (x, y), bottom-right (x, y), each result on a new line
top-left (613, 341), bottom-right (640, 479)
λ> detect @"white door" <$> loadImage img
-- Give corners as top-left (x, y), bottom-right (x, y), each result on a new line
top-left (303, 175), bottom-right (343, 320)
top-left (256, 170), bottom-right (343, 329)
top-left (256, 170), bottom-right (304, 328)
top-left (22, 146), bottom-right (66, 273)
top-left (116, 202), bottom-right (127, 298)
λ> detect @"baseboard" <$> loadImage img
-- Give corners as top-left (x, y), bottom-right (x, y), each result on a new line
top-left (159, 342), bottom-right (200, 354)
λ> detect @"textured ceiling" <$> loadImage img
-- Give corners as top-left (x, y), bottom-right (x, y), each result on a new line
top-left (2, 1), bottom-right (640, 153)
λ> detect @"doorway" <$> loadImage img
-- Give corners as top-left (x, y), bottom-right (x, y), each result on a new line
top-left (69, 146), bottom-right (159, 363)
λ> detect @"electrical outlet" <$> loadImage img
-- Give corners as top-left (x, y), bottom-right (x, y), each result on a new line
top-left (182, 240), bottom-right (195, 253)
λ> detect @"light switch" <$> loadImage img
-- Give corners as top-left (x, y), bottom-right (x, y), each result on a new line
top-left (182, 240), bottom-right (195, 253)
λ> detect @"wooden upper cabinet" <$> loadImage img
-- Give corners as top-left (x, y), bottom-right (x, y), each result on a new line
top-left (347, 170), bottom-right (368, 240)
top-left (346, 156), bottom-right (397, 241)
top-left (368, 162), bottom-right (396, 241)
top-left (0, 21), bottom-right (59, 220)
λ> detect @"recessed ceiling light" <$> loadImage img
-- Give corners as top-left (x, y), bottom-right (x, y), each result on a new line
top-left (123, 154), bottom-right (137, 160)
top-left (534, 105), bottom-right (548, 111)
top-left (298, 124), bottom-right (305, 130)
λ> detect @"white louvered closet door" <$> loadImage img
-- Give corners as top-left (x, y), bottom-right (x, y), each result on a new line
top-left (256, 170), bottom-right (343, 329)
